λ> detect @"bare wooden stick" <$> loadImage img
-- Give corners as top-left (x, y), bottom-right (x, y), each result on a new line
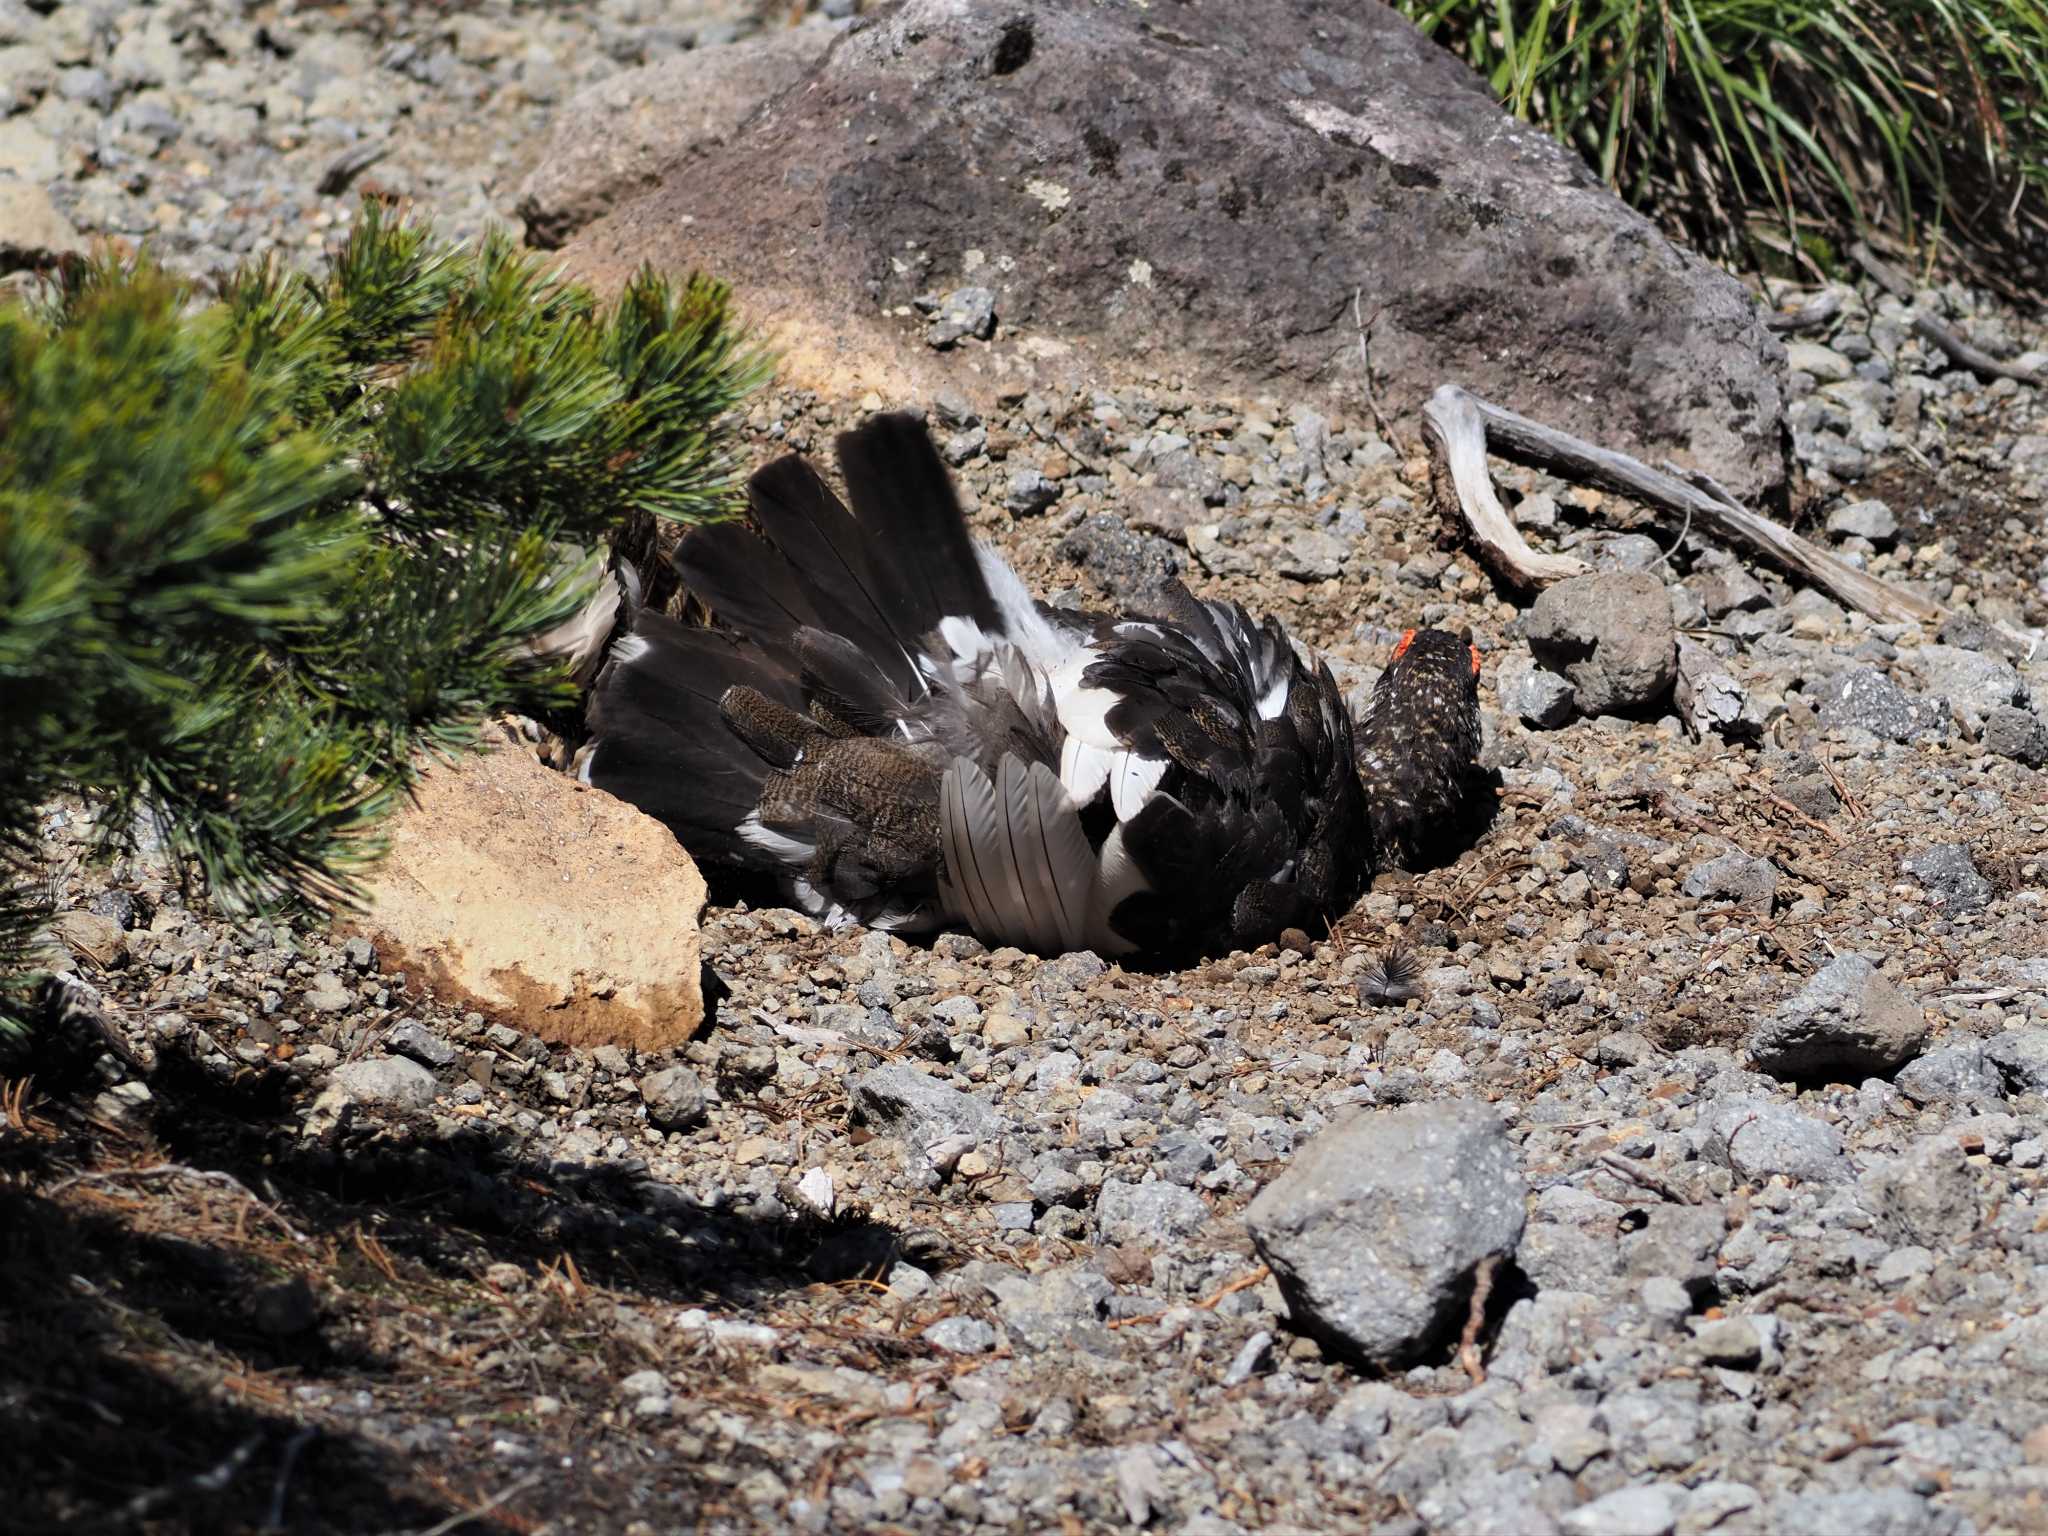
top-left (1419, 386), bottom-right (1588, 587)
top-left (1421, 385), bottom-right (1944, 627)
top-left (1849, 242), bottom-right (2042, 385)
top-left (1910, 313), bottom-right (2044, 385)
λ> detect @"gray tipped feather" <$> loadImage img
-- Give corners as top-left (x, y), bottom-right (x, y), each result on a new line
top-left (938, 758), bottom-right (1004, 938)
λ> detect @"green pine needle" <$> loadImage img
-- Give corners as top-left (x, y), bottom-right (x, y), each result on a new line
top-left (0, 199), bottom-right (769, 1005)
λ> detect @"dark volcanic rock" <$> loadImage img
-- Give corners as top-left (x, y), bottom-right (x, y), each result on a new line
top-left (561, 0), bottom-right (1785, 499)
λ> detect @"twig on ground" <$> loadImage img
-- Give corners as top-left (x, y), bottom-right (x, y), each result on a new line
top-left (1760, 789), bottom-right (1850, 846)
top-left (1352, 288), bottom-right (1401, 452)
top-left (1594, 1154), bottom-right (1692, 1204)
top-left (1458, 1254), bottom-right (1500, 1385)
top-left (405, 1472), bottom-right (543, 1536)
top-left (1421, 384), bottom-right (1947, 628)
top-left (46, 1163), bottom-right (309, 1245)
top-left (1108, 1264), bottom-right (1272, 1330)
top-left (1850, 242), bottom-right (2042, 385)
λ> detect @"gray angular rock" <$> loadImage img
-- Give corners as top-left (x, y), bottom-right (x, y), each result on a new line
top-left (1893, 1044), bottom-right (2005, 1107)
top-left (1561, 1484), bottom-right (1677, 1536)
top-left (385, 1017), bottom-right (458, 1069)
top-left (1525, 572), bottom-right (1678, 716)
top-left (1697, 1098), bottom-right (1851, 1183)
top-left (1004, 468), bottom-right (1060, 516)
top-left (1864, 1137), bottom-right (1981, 1248)
top-left (640, 1064), bottom-right (706, 1130)
top-left (1810, 668), bottom-right (1949, 742)
top-left (1680, 851), bottom-right (1778, 915)
top-left (1906, 643), bottom-right (2025, 722)
top-left (1746, 955), bottom-right (1927, 1080)
top-left (1058, 513), bottom-right (1181, 602)
top-left (1824, 498), bottom-right (1898, 544)
top-left (852, 1065), bottom-right (1004, 1159)
top-left (1985, 1029), bottom-right (2048, 1095)
top-left (1496, 651), bottom-right (1576, 730)
top-left (1094, 1178), bottom-right (1210, 1245)
top-left (1983, 705), bottom-right (2048, 767)
top-left (327, 1055), bottom-right (438, 1110)
top-left (1900, 843), bottom-right (1994, 913)
top-left (563, 0), bottom-right (1784, 499)
top-left (1245, 1101), bottom-right (1527, 1367)
top-left (1674, 639), bottom-right (1764, 743)
top-left (926, 285), bottom-right (997, 348)
top-left (1764, 1489), bottom-right (1958, 1536)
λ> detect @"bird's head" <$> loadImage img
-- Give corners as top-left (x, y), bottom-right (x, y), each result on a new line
top-left (1352, 625), bottom-right (1485, 867)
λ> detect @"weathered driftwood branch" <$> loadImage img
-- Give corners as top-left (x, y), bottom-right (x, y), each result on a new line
top-left (1849, 242), bottom-right (2043, 386)
top-left (1420, 384), bottom-right (1945, 627)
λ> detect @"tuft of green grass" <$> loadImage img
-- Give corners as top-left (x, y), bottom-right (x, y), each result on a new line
top-left (1395, 0), bottom-right (2048, 276)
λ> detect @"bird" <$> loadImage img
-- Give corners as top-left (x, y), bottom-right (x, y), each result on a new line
top-left (581, 411), bottom-right (1482, 960)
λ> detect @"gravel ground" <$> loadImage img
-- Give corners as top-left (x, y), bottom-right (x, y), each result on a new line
top-left (8, 4), bottom-right (2048, 1535)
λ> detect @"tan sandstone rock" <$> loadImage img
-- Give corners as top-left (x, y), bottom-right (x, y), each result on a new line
top-left (348, 723), bottom-right (705, 1050)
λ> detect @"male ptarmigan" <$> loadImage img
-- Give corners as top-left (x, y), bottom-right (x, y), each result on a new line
top-left (583, 413), bottom-right (1481, 959)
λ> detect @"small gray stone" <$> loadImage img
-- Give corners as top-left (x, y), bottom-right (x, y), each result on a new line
top-left (385, 1017), bottom-right (457, 1069)
top-left (1983, 705), bottom-right (2048, 767)
top-left (1058, 513), bottom-right (1181, 602)
top-left (1785, 342), bottom-right (1853, 383)
top-left (1698, 1098), bottom-right (1851, 1183)
top-left (1907, 644), bottom-right (2025, 722)
top-left (925, 285), bottom-right (996, 347)
top-left (1985, 1029), bottom-right (2048, 1096)
top-left (640, 1065), bottom-right (707, 1130)
top-left (1824, 498), bottom-right (1898, 544)
top-left (1893, 1044), bottom-right (2005, 1106)
top-left (303, 972), bottom-right (354, 1012)
top-left (1865, 1137), bottom-right (1980, 1247)
top-left (1004, 468), bottom-right (1060, 516)
top-left (1680, 851), bottom-right (1778, 914)
top-left (1692, 1316), bottom-right (1763, 1368)
top-left (1690, 564), bottom-right (1770, 618)
top-left (922, 1315), bottom-right (997, 1354)
top-left (1900, 843), bottom-right (1993, 914)
top-left (328, 1056), bottom-right (438, 1110)
top-left (1747, 955), bottom-right (1927, 1080)
top-left (1561, 1484), bottom-right (1678, 1536)
top-left (1810, 668), bottom-right (1949, 743)
top-left (1497, 651), bottom-right (1577, 729)
top-left (1246, 1101), bottom-right (1527, 1367)
top-left (1525, 571), bottom-right (1677, 715)
top-left (1874, 1246), bottom-right (1935, 1288)
top-left (1094, 1179), bottom-right (1210, 1245)
top-left (852, 1065), bottom-right (1004, 1158)
top-left (342, 935), bottom-right (376, 970)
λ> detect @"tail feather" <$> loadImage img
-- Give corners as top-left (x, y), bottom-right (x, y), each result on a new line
top-left (835, 414), bottom-right (1002, 642)
top-left (584, 613), bottom-right (800, 865)
top-left (745, 455), bottom-right (917, 680)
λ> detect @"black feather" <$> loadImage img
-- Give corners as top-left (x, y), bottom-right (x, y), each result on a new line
top-left (834, 413), bottom-right (1002, 638)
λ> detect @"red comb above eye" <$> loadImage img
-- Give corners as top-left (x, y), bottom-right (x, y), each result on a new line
top-left (1392, 629), bottom-right (1417, 661)
top-left (1469, 643), bottom-right (1483, 677)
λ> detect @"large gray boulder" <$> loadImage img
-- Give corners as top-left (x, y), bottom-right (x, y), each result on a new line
top-left (1245, 1101), bottom-right (1527, 1367)
top-left (560, 0), bottom-right (1785, 498)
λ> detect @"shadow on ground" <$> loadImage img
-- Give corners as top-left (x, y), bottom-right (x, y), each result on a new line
top-left (0, 1042), bottom-right (913, 1534)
